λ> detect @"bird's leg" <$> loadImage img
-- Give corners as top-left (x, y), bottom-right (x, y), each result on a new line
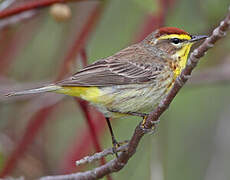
top-left (141, 115), bottom-right (160, 134)
top-left (105, 117), bottom-right (120, 157)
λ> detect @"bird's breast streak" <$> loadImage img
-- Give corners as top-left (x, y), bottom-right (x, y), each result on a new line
top-left (173, 43), bottom-right (192, 77)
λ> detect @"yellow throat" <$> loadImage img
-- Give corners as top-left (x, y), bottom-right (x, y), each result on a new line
top-left (158, 33), bottom-right (193, 77)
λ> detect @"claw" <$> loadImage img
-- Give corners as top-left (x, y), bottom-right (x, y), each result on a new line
top-left (111, 140), bottom-right (129, 157)
top-left (141, 116), bottom-right (160, 134)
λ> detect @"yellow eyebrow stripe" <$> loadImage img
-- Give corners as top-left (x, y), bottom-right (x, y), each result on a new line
top-left (158, 34), bottom-right (191, 40)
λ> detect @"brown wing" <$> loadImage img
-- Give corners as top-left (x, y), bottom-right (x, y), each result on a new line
top-left (57, 44), bottom-right (167, 87)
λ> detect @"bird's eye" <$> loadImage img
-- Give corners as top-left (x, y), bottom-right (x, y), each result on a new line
top-left (171, 38), bottom-right (181, 44)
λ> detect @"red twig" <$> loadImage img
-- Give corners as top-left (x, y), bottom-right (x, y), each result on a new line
top-left (0, 105), bottom-right (57, 177)
top-left (39, 6), bottom-right (230, 180)
top-left (57, 3), bottom-right (103, 80)
top-left (76, 49), bottom-right (103, 157)
top-left (73, 101), bottom-right (112, 180)
top-left (80, 48), bottom-right (88, 67)
top-left (77, 49), bottom-right (111, 180)
top-left (0, 18), bottom-right (48, 177)
top-left (59, 111), bottom-right (106, 173)
top-left (0, 2), bottom-right (105, 177)
top-left (71, 49), bottom-right (112, 179)
top-left (77, 100), bottom-right (105, 163)
top-left (0, 18), bottom-right (40, 74)
top-left (57, 4), bottom-right (106, 170)
top-left (0, 0), bottom-right (89, 19)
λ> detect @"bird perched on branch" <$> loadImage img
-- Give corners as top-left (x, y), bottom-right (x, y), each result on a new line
top-left (6, 27), bottom-right (207, 156)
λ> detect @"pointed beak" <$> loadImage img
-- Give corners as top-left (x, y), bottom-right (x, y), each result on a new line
top-left (188, 35), bottom-right (208, 43)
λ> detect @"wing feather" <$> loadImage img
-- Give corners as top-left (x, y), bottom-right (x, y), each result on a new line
top-left (57, 45), bottom-right (169, 87)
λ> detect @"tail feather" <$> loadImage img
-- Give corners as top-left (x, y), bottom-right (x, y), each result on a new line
top-left (6, 85), bottom-right (61, 97)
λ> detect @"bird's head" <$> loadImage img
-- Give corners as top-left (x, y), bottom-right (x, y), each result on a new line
top-left (143, 27), bottom-right (207, 59)
top-left (142, 27), bottom-right (207, 76)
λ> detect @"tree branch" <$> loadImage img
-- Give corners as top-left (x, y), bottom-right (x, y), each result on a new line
top-left (0, 1), bottom-right (105, 177)
top-left (0, 0), bottom-right (95, 19)
top-left (38, 6), bottom-right (230, 180)
top-left (144, 9), bottom-right (230, 130)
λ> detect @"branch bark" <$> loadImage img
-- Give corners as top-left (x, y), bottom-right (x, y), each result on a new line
top-left (38, 6), bottom-right (230, 180)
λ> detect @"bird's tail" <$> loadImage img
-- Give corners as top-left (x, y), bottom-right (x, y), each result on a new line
top-left (6, 84), bottom-right (61, 97)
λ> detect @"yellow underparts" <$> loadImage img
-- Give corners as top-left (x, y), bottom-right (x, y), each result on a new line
top-left (55, 86), bottom-right (127, 117)
top-left (54, 34), bottom-right (194, 116)
top-left (174, 43), bottom-right (193, 77)
top-left (158, 34), bottom-right (193, 91)
top-left (55, 86), bottom-right (102, 103)
top-left (159, 34), bottom-right (193, 77)
top-left (165, 43), bottom-right (193, 92)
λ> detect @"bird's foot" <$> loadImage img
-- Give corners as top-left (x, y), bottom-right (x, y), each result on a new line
top-left (141, 116), bottom-right (160, 134)
top-left (112, 139), bottom-right (129, 157)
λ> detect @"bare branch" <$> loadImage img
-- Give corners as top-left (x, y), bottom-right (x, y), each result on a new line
top-left (0, 0), bottom-right (96, 19)
top-left (76, 142), bottom-right (129, 166)
top-left (0, 1), bottom-right (106, 178)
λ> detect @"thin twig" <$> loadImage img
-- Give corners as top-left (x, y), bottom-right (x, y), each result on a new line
top-left (38, 6), bottom-right (230, 180)
top-left (0, 0), bottom-right (95, 19)
top-left (57, 2), bottom-right (104, 80)
top-left (0, 1), bottom-right (105, 177)
top-left (76, 143), bottom-right (129, 166)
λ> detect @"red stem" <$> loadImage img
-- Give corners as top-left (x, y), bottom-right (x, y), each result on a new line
top-left (74, 102), bottom-right (113, 180)
top-left (0, 0), bottom-right (88, 19)
top-left (0, 2), bottom-right (104, 177)
top-left (77, 100), bottom-right (106, 164)
top-left (80, 48), bottom-right (88, 67)
top-left (57, 3), bottom-right (103, 80)
top-left (60, 109), bottom-right (107, 172)
top-left (73, 49), bottom-right (111, 179)
top-left (0, 19), bottom-right (40, 74)
top-left (77, 49), bottom-right (103, 156)
top-left (0, 105), bottom-right (57, 177)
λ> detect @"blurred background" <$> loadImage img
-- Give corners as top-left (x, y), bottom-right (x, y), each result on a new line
top-left (0, 0), bottom-right (230, 179)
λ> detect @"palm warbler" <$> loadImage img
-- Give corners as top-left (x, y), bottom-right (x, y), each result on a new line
top-left (7, 27), bottom-right (207, 153)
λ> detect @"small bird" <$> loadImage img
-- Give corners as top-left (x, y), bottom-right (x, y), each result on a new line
top-left (7, 27), bottom-right (207, 154)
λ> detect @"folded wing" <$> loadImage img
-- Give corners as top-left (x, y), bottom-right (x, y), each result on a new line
top-left (57, 45), bottom-right (166, 87)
